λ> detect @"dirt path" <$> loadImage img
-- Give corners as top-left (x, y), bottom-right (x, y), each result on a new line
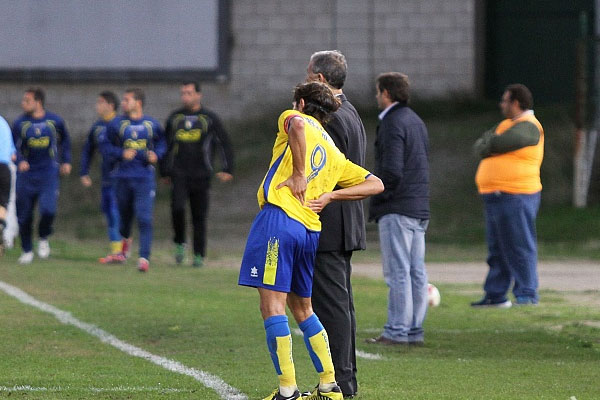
top-left (353, 261), bottom-right (600, 292)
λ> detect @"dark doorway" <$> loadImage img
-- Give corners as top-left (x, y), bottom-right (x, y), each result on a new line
top-left (485, 0), bottom-right (594, 103)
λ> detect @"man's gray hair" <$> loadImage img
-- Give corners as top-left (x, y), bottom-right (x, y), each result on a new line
top-left (309, 50), bottom-right (347, 89)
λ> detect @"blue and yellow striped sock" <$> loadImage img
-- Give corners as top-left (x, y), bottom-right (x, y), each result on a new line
top-left (299, 313), bottom-right (336, 385)
top-left (264, 315), bottom-right (296, 388)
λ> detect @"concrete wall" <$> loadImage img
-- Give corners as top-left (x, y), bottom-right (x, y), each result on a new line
top-left (0, 0), bottom-right (476, 138)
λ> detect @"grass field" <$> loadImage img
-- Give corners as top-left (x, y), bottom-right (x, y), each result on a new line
top-left (2, 101), bottom-right (600, 399)
top-left (1, 244), bottom-right (599, 400)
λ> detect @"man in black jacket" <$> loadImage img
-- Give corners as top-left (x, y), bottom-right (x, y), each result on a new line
top-left (306, 50), bottom-right (366, 398)
top-left (366, 72), bottom-right (430, 346)
top-left (161, 82), bottom-right (234, 267)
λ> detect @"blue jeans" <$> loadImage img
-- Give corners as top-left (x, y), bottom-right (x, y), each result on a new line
top-left (482, 192), bottom-right (540, 301)
top-left (378, 214), bottom-right (429, 342)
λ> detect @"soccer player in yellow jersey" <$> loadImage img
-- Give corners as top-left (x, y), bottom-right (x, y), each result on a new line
top-left (238, 82), bottom-right (383, 400)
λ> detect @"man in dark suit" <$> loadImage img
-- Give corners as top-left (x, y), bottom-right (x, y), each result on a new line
top-left (366, 72), bottom-right (430, 346)
top-left (306, 50), bottom-right (367, 398)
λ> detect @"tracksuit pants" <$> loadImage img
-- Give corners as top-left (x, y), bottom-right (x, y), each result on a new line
top-left (115, 177), bottom-right (155, 259)
top-left (171, 175), bottom-right (210, 257)
top-left (16, 170), bottom-right (59, 252)
top-left (100, 184), bottom-right (121, 243)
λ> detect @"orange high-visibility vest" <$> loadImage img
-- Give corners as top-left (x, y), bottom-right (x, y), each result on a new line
top-left (475, 113), bottom-right (544, 194)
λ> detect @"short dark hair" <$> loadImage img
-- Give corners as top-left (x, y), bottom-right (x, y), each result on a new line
top-left (183, 81), bottom-right (201, 92)
top-left (309, 50), bottom-right (347, 89)
top-left (293, 82), bottom-right (341, 125)
top-left (26, 87), bottom-right (45, 107)
top-left (99, 90), bottom-right (119, 111)
top-left (376, 72), bottom-right (410, 104)
top-left (125, 88), bottom-right (145, 107)
top-left (505, 84), bottom-right (533, 110)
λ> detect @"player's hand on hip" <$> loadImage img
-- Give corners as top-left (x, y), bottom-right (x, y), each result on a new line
top-left (60, 163), bottom-right (72, 176)
top-left (123, 149), bottom-right (136, 160)
top-left (276, 174), bottom-right (307, 205)
top-left (80, 175), bottom-right (92, 187)
top-left (307, 192), bottom-right (332, 213)
top-left (18, 161), bottom-right (30, 172)
top-left (146, 151), bottom-right (158, 164)
top-left (215, 172), bottom-right (233, 183)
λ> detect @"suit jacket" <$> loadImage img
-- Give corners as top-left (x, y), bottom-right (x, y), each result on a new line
top-left (369, 103), bottom-right (430, 221)
top-left (317, 94), bottom-right (367, 252)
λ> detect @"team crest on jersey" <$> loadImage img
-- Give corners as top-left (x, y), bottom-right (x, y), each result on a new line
top-left (184, 120), bottom-right (192, 129)
top-left (35, 128), bottom-right (41, 136)
top-left (131, 132), bottom-right (138, 139)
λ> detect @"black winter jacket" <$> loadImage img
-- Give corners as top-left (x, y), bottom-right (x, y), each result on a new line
top-left (369, 103), bottom-right (430, 221)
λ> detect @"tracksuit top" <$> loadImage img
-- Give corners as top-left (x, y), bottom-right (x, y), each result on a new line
top-left (12, 111), bottom-right (71, 174)
top-left (475, 113), bottom-right (544, 194)
top-left (161, 107), bottom-right (234, 179)
top-left (79, 114), bottom-right (115, 186)
top-left (102, 115), bottom-right (166, 179)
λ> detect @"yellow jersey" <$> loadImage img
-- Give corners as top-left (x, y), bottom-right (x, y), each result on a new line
top-left (258, 110), bottom-right (371, 231)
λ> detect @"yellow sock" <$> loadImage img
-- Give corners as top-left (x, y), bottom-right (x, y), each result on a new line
top-left (300, 314), bottom-right (336, 384)
top-left (275, 335), bottom-right (296, 387)
top-left (110, 241), bottom-right (122, 254)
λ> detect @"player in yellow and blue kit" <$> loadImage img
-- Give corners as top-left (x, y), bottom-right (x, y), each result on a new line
top-left (102, 88), bottom-right (166, 272)
top-left (238, 82), bottom-right (383, 400)
top-left (12, 88), bottom-right (72, 264)
top-left (80, 91), bottom-right (124, 263)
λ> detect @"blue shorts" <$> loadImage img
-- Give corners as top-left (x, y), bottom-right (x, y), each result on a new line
top-left (238, 204), bottom-right (320, 298)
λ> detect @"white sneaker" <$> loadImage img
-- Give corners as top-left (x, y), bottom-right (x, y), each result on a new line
top-left (38, 239), bottom-right (50, 259)
top-left (18, 251), bottom-right (34, 264)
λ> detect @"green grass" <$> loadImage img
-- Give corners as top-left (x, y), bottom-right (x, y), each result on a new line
top-left (1, 244), bottom-right (599, 399)
top-left (2, 100), bottom-right (599, 397)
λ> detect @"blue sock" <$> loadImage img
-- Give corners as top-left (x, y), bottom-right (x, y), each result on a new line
top-left (264, 315), bottom-right (296, 387)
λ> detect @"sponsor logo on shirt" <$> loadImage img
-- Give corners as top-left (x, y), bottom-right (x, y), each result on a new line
top-left (28, 136), bottom-right (50, 148)
top-left (124, 138), bottom-right (147, 150)
top-left (175, 128), bottom-right (202, 142)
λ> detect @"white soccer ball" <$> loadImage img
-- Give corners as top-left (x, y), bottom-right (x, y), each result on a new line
top-left (428, 283), bottom-right (441, 307)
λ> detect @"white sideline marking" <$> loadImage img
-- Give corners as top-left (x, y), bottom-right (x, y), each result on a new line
top-left (291, 328), bottom-right (384, 360)
top-left (0, 385), bottom-right (191, 393)
top-left (0, 281), bottom-right (247, 400)
top-left (0, 386), bottom-right (52, 392)
top-left (355, 350), bottom-right (384, 360)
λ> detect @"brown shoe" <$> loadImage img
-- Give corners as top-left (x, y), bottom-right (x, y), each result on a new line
top-left (365, 336), bottom-right (407, 346)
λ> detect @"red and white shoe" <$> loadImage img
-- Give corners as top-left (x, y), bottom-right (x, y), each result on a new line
top-left (137, 257), bottom-right (149, 272)
top-left (121, 238), bottom-right (133, 259)
top-left (99, 253), bottom-right (126, 264)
